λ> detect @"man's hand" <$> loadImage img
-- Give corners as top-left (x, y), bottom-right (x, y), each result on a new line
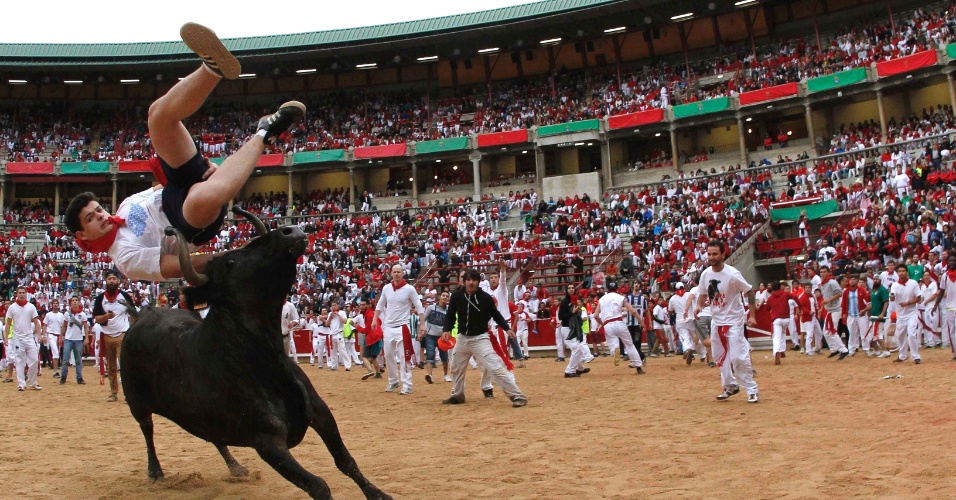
top-left (747, 316), bottom-right (757, 327)
top-left (694, 307), bottom-right (701, 320)
top-left (202, 159), bottom-right (218, 180)
top-left (506, 329), bottom-right (516, 339)
top-left (440, 331), bottom-right (451, 343)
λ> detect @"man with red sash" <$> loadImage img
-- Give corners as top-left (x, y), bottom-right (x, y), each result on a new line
top-left (372, 264), bottom-right (425, 395)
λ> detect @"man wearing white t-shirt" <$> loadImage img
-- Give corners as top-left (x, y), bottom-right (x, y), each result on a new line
top-left (933, 254), bottom-right (956, 359)
top-left (42, 299), bottom-right (65, 377)
top-left (326, 302), bottom-right (351, 371)
top-left (694, 241), bottom-right (759, 403)
top-left (281, 297), bottom-right (300, 363)
top-left (668, 284), bottom-right (698, 364)
top-left (92, 272), bottom-right (136, 402)
top-left (373, 264), bottom-right (425, 395)
top-left (5, 287), bottom-right (42, 391)
top-left (891, 266), bottom-right (923, 364)
top-left (59, 296), bottom-right (90, 384)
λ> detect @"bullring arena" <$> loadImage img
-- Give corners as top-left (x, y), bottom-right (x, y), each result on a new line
top-left (4, 0), bottom-right (956, 497)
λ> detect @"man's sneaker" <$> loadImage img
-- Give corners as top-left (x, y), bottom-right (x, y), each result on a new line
top-left (53, 371), bottom-right (60, 378)
top-left (716, 386), bottom-right (740, 401)
top-left (106, 393), bottom-right (118, 402)
top-left (257, 101), bottom-right (306, 142)
top-left (444, 374), bottom-right (452, 382)
top-left (914, 359), bottom-right (922, 364)
top-left (76, 379), bottom-right (86, 385)
top-left (828, 351), bottom-right (840, 358)
top-left (180, 23), bottom-right (241, 79)
top-left (511, 397), bottom-right (528, 408)
top-left (748, 393), bottom-right (759, 404)
top-left (636, 367), bottom-right (645, 375)
top-left (59, 377), bottom-right (66, 385)
top-left (664, 352), bottom-right (674, 357)
top-left (482, 388), bottom-right (494, 399)
top-left (838, 351), bottom-right (849, 360)
top-left (29, 385), bottom-right (42, 391)
top-left (442, 395), bottom-right (465, 405)
top-left (685, 350), bottom-right (695, 365)
top-left (385, 382), bottom-right (399, 393)
top-left (554, 357), bottom-right (565, 362)
top-left (878, 351), bottom-right (891, 358)
top-left (791, 345), bottom-right (800, 352)
top-left (17, 386), bottom-right (24, 391)
top-left (707, 361), bottom-right (717, 367)
top-left (425, 374), bottom-right (434, 384)
top-left (576, 367), bottom-right (591, 375)
top-left (564, 372), bottom-right (580, 378)
top-left (361, 371), bottom-right (375, 381)
top-left (399, 388), bottom-right (412, 395)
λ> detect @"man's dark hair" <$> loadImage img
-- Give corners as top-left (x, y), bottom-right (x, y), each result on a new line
top-left (707, 239), bottom-right (726, 254)
top-left (462, 268), bottom-right (481, 282)
top-left (64, 192), bottom-right (97, 233)
top-left (771, 281), bottom-right (782, 291)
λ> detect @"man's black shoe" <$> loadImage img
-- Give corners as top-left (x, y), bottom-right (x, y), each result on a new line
top-left (257, 101), bottom-right (306, 142)
top-left (564, 372), bottom-right (580, 378)
top-left (442, 395), bottom-right (465, 405)
top-left (482, 388), bottom-right (494, 398)
top-left (838, 351), bottom-right (849, 360)
top-left (828, 351), bottom-right (840, 358)
top-left (59, 377), bottom-right (66, 385)
top-left (76, 379), bottom-right (86, 385)
top-left (576, 367), bottom-right (591, 375)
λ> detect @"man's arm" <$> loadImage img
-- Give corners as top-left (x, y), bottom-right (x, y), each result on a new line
top-left (441, 294), bottom-right (459, 339)
top-left (486, 293), bottom-right (514, 336)
top-left (746, 292), bottom-right (757, 326)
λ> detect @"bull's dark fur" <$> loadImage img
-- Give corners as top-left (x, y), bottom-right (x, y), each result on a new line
top-left (121, 224), bottom-right (389, 499)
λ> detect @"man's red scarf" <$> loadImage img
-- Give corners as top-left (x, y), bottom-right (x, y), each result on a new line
top-left (946, 267), bottom-right (956, 284)
top-left (75, 216), bottom-right (125, 254)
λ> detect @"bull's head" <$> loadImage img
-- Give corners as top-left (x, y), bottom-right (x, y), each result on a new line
top-left (177, 208), bottom-right (306, 311)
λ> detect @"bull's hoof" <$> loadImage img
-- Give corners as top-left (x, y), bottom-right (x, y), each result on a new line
top-left (364, 487), bottom-right (392, 500)
top-left (229, 464), bottom-right (250, 477)
top-left (148, 472), bottom-right (166, 483)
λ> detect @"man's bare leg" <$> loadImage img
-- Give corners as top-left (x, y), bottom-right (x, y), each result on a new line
top-left (147, 67), bottom-right (221, 169)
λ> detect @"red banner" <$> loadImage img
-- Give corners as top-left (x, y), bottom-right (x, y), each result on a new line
top-left (5, 162), bottom-right (54, 175)
top-left (738, 82), bottom-right (799, 106)
top-left (476, 129), bottom-right (529, 148)
top-left (118, 160), bottom-right (153, 172)
top-left (353, 143), bottom-right (407, 159)
top-left (876, 50), bottom-right (939, 78)
top-left (607, 108), bottom-right (665, 130)
top-left (256, 154), bottom-right (284, 167)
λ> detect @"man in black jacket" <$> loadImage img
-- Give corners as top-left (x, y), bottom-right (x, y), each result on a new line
top-left (440, 268), bottom-right (528, 408)
top-left (557, 283), bottom-right (590, 378)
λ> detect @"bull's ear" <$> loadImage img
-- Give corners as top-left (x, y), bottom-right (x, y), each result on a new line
top-left (182, 285), bottom-right (212, 310)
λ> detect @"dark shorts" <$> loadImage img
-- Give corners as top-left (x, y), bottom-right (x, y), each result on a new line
top-left (363, 340), bottom-right (383, 359)
top-left (158, 147), bottom-right (227, 245)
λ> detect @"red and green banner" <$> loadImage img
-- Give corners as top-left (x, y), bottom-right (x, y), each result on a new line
top-left (607, 108), bottom-right (665, 130)
top-left (354, 143), bottom-right (407, 159)
top-left (672, 96), bottom-right (731, 119)
top-left (770, 199), bottom-right (837, 221)
top-left (537, 119), bottom-right (600, 137)
top-left (293, 150), bottom-right (346, 164)
top-left (806, 68), bottom-right (868, 93)
top-left (6, 162), bottom-right (54, 174)
top-left (739, 82), bottom-right (799, 106)
top-left (61, 161), bottom-right (111, 174)
top-left (876, 50), bottom-right (938, 78)
top-left (208, 154), bottom-right (283, 167)
top-left (415, 137), bottom-right (469, 154)
top-left (476, 129), bottom-right (529, 148)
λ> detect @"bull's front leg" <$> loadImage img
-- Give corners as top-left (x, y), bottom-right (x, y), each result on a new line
top-left (254, 435), bottom-right (332, 499)
top-left (134, 412), bottom-right (164, 481)
top-left (215, 444), bottom-right (249, 477)
top-left (307, 394), bottom-right (392, 500)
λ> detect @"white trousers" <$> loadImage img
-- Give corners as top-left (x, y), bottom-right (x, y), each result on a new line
top-left (516, 329), bottom-right (529, 357)
top-left (845, 316), bottom-right (870, 354)
top-left (346, 337), bottom-right (362, 364)
top-left (311, 335), bottom-right (327, 365)
top-left (896, 315), bottom-right (921, 361)
top-left (564, 337), bottom-right (588, 374)
top-left (382, 325), bottom-right (412, 391)
top-left (822, 311), bottom-right (847, 354)
top-left (787, 315), bottom-right (798, 345)
top-left (45, 334), bottom-right (59, 361)
top-left (942, 309), bottom-right (956, 351)
top-left (710, 323), bottom-right (758, 396)
top-left (554, 326), bottom-right (566, 358)
top-left (771, 318), bottom-right (791, 354)
top-left (802, 319), bottom-right (822, 352)
top-left (675, 322), bottom-right (697, 354)
top-left (329, 334), bottom-right (352, 370)
top-left (604, 322), bottom-right (642, 367)
top-left (921, 308), bottom-right (941, 346)
top-left (449, 333), bottom-right (524, 400)
top-left (12, 337), bottom-right (39, 388)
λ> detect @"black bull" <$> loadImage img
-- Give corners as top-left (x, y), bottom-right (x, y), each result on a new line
top-left (120, 209), bottom-right (390, 499)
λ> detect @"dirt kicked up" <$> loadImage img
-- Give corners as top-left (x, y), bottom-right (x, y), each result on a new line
top-left (2, 347), bottom-right (956, 499)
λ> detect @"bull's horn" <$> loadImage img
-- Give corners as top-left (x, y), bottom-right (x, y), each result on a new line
top-left (174, 228), bottom-right (209, 287)
top-left (232, 206), bottom-right (268, 236)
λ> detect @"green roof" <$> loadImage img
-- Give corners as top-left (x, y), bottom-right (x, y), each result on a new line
top-left (0, 0), bottom-right (618, 60)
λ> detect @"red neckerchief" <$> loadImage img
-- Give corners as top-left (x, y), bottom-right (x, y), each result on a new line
top-left (70, 306), bottom-right (81, 314)
top-left (898, 276), bottom-right (907, 285)
top-left (104, 289), bottom-right (120, 302)
top-left (391, 279), bottom-right (408, 291)
top-left (947, 268), bottom-right (956, 284)
top-left (15, 298), bottom-right (27, 306)
top-left (75, 216), bottom-right (125, 254)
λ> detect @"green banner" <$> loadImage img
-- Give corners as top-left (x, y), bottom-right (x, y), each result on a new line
top-left (537, 119), bottom-right (600, 137)
top-left (948, 43), bottom-right (956, 59)
top-left (672, 97), bottom-right (731, 119)
top-left (210, 157), bottom-right (226, 166)
top-left (415, 137), bottom-right (469, 154)
top-left (770, 199), bottom-right (838, 222)
top-left (806, 68), bottom-right (868, 93)
top-left (292, 150), bottom-right (346, 164)
top-left (60, 161), bottom-right (110, 174)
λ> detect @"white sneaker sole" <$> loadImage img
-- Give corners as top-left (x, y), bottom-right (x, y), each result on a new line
top-left (180, 23), bottom-right (241, 80)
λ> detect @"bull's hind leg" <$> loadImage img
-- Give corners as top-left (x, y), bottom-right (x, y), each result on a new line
top-left (130, 409), bottom-right (164, 481)
top-left (255, 436), bottom-right (332, 499)
top-left (308, 395), bottom-right (392, 500)
top-left (215, 444), bottom-right (249, 477)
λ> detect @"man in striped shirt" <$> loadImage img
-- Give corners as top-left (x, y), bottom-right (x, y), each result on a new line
top-left (624, 282), bottom-right (648, 364)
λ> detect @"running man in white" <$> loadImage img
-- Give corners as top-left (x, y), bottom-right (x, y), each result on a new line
top-left (933, 253), bottom-right (956, 360)
top-left (42, 299), bottom-right (65, 377)
top-left (5, 287), bottom-right (43, 391)
top-left (668, 283), bottom-right (697, 365)
top-left (512, 302), bottom-right (535, 366)
top-left (891, 265), bottom-right (923, 364)
top-left (373, 264), bottom-right (425, 395)
top-left (593, 281), bottom-right (645, 375)
top-left (694, 241), bottom-right (758, 403)
top-left (326, 302), bottom-right (351, 371)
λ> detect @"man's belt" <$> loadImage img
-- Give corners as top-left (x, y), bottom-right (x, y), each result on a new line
top-left (603, 316), bottom-right (624, 325)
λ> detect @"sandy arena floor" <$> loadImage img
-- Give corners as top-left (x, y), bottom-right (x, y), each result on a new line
top-left (2, 347), bottom-right (956, 499)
